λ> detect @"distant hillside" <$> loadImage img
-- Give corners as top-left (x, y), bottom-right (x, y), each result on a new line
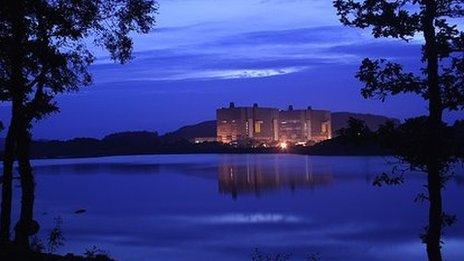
top-left (162, 113), bottom-right (401, 141)
top-left (31, 131), bottom-right (161, 158)
top-left (331, 112), bottom-right (401, 134)
top-left (161, 121), bottom-right (216, 142)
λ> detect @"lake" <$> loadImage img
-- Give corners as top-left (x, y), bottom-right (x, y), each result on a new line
top-left (8, 154), bottom-right (464, 260)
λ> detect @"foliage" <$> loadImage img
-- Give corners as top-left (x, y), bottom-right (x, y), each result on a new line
top-left (453, 120), bottom-right (464, 158)
top-left (373, 172), bottom-right (405, 187)
top-left (332, 0), bottom-right (464, 193)
top-left (306, 252), bottom-right (321, 261)
top-left (0, 0), bottom-right (158, 246)
top-left (30, 235), bottom-right (45, 253)
top-left (250, 248), bottom-right (321, 261)
top-left (337, 117), bottom-right (375, 142)
top-left (84, 245), bottom-right (112, 259)
top-left (333, 1), bottom-right (464, 260)
top-left (333, 0), bottom-right (464, 111)
top-left (47, 217), bottom-right (65, 254)
top-left (251, 248), bottom-right (292, 261)
top-left (377, 117), bottom-right (459, 173)
top-left (0, 0), bottom-right (158, 121)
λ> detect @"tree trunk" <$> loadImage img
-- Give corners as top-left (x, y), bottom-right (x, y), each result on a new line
top-left (427, 165), bottom-right (443, 261)
top-left (15, 124), bottom-right (38, 248)
top-left (423, 1), bottom-right (444, 260)
top-left (2, 0), bottom-right (28, 248)
top-left (0, 124), bottom-right (16, 244)
top-left (14, 123), bottom-right (35, 249)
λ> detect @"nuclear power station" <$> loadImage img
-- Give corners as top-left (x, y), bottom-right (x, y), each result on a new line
top-left (217, 103), bottom-right (332, 146)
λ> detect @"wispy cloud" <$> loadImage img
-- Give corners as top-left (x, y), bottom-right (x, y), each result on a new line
top-left (122, 67), bottom-right (309, 82)
top-left (91, 23), bottom-right (412, 84)
top-left (175, 213), bottom-right (305, 224)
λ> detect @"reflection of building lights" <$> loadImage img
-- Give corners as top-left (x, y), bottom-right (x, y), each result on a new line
top-left (279, 142), bottom-right (288, 150)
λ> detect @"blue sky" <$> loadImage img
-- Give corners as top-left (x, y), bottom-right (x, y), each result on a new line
top-left (4, 0), bottom-right (462, 139)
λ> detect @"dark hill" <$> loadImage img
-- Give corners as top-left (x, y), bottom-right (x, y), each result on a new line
top-left (161, 120), bottom-right (216, 142)
top-left (31, 131), bottom-right (161, 158)
top-left (331, 112), bottom-right (401, 134)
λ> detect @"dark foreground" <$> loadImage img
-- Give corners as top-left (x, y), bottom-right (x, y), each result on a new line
top-left (0, 243), bottom-right (113, 261)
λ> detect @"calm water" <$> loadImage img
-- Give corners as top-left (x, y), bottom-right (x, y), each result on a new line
top-left (7, 154), bottom-right (464, 260)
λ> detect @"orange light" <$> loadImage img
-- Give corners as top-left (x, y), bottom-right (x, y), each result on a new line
top-left (279, 142), bottom-right (288, 150)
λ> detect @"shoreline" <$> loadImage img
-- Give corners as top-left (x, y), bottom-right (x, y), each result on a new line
top-left (20, 150), bottom-right (393, 161)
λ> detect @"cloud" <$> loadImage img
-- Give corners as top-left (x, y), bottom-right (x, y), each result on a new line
top-left (135, 66), bottom-right (309, 81)
top-left (90, 24), bottom-right (413, 84)
top-left (210, 26), bottom-right (363, 47)
top-left (175, 213), bottom-right (305, 224)
top-left (328, 41), bottom-right (422, 60)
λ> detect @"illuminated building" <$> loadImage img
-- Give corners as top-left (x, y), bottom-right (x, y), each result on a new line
top-left (279, 105), bottom-right (311, 144)
top-left (307, 109), bottom-right (332, 143)
top-left (217, 103), bottom-right (279, 144)
top-left (217, 103), bottom-right (332, 145)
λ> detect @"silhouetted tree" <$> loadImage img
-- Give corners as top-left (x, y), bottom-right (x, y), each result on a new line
top-left (0, 0), bottom-right (157, 249)
top-left (334, 1), bottom-right (464, 260)
top-left (453, 120), bottom-right (464, 157)
top-left (336, 117), bottom-right (373, 143)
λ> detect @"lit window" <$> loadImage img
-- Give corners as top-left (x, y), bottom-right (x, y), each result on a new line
top-left (255, 121), bottom-right (263, 133)
top-left (322, 123), bottom-right (328, 133)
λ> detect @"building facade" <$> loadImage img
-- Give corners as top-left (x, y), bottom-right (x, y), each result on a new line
top-left (308, 109), bottom-right (332, 143)
top-left (217, 103), bottom-right (332, 145)
top-left (217, 103), bottom-right (279, 144)
top-left (279, 105), bottom-right (311, 144)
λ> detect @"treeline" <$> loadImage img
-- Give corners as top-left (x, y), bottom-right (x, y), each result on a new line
top-left (10, 119), bottom-right (464, 159)
top-left (29, 132), bottom-right (280, 159)
top-left (302, 118), bottom-right (464, 158)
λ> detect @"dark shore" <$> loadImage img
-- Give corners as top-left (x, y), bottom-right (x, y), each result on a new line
top-left (0, 243), bottom-right (113, 261)
top-left (24, 132), bottom-right (391, 160)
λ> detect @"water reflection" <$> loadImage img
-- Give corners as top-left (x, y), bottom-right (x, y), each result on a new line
top-left (35, 163), bottom-right (162, 175)
top-left (22, 155), bottom-right (464, 260)
top-left (218, 155), bottom-right (333, 198)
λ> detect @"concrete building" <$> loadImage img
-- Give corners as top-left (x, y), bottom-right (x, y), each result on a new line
top-left (217, 103), bottom-right (279, 144)
top-left (217, 103), bottom-right (332, 145)
top-left (308, 109), bottom-right (332, 143)
top-left (217, 103), bottom-right (249, 143)
top-left (279, 105), bottom-right (312, 144)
